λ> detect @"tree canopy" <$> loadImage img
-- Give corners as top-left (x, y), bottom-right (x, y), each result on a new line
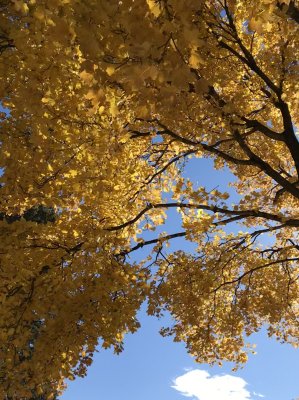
top-left (0, 0), bottom-right (298, 398)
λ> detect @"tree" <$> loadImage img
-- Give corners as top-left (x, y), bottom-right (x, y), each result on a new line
top-left (0, 210), bottom-right (58, 400)
top-left (4, 321), bottom-right (59, 400)
top-left (0, 0), bottom-right (298, 397)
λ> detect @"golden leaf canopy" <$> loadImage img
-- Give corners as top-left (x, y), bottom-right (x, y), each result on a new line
top-left (0, 0), bottom-right (298, 397)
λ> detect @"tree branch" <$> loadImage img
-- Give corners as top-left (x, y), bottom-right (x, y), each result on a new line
top-left (233, 130), bottom-right (299, 198)
top-left (276, 1), bottom-right (299, 24)
top-left (117, 231), bottom-right (187, 256)
top-left (107, 202), bottom-right (299, 231)
top-left (213, 257), bottom-right (299, 293)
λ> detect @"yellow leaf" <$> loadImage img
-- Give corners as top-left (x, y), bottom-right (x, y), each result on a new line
top-left (189, 52), bottom-right (205, 68)
top-left (41, 97), bottom-right (55, 106)
top-left (146, 0), bottom-right (161, 17)
top-left (106, 66), bottom-right (115, 76)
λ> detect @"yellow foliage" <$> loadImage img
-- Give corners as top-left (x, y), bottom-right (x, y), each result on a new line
top-left (0, 0), bottom-right (298, 397)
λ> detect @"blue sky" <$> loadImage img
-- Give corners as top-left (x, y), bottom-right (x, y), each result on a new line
top-left (60, 305), bottom-right (299, 400)
top-left (60, 158), bottom-right (299, 400)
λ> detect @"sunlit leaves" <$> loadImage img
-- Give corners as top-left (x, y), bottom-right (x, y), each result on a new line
top-left (0, 0), bottom-right (299, 397)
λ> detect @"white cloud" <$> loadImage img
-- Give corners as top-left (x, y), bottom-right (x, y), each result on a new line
top-left (172, 369), bottom-right (263, 400)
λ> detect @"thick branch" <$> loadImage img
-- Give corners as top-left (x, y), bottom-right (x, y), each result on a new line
top-left (242, 118), bottom-right (285, 142)
top-left (107, 202), bottom-right (299, 231)
top-left (277, 100), bottom-right (299, 177)
top-left (200, 142), bottom-right (252, 165)
top-left (140, 120), bottom-right (254, 165)
top-left (219, 5), bottom-right (299, 175)
top-left (234, 131), bottom-right (299, 198)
